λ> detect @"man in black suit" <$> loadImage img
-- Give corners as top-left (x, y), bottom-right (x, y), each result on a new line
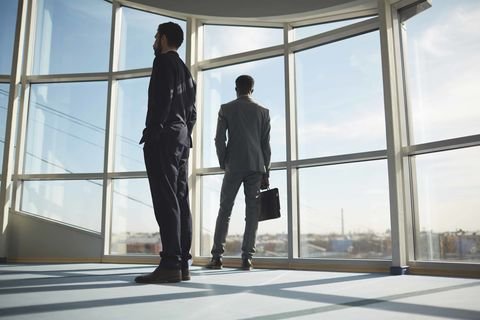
top-left (135, 22), bottom-right (196, 283)
top-left (206, 75), bottom-right (271, 270)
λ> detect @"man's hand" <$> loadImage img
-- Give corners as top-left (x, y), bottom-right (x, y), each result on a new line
top-left (260, 174), bottom-right (269, 190)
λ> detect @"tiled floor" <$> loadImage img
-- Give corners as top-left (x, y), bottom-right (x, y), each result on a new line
top-left (0, 263), bottom-right (479, 319)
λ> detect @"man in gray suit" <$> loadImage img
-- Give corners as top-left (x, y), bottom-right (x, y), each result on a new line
top-left (206, 75), bottom-right (271, 270)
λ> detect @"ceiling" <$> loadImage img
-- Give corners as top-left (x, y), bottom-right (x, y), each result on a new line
top-left (124, 0), bottom-right (378, 22)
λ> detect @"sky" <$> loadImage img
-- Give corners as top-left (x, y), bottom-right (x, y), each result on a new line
top-left (0, 1), bottom-right (479, 248)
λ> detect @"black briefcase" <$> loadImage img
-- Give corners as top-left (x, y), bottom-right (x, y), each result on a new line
top-left (257, 188), bottom-right (281, 221)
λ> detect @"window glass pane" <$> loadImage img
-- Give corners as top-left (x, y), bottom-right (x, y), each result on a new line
top-left (110, 178), bottom-right (160, 255)
top-left (298, 160), bottom-right (391, 259)
top-left (32, 0), bottom-right (111, 74)
top-left (0, 84), bottom-right (9, 171)
top-left (414, 147), bottom-right (480, 262)
top-left (114, 78), bottom-right (147, 172)
top-left (405, 0), bottom-right (480, 143)
top-left (203, 25), bottom-right (283, 59)
top-left (202, 57), bottom-right (285, 168)
top-left (0, 0), bottom-right (18, 74)
top-left (21, 180), bottom-right (103, 232)
top-left (294, 16), bottom-right (373, 41)
top-left (296, 31), bottom-right (386, 159)
top-left (118, 7), bottom-right (186, 70)
top-left (25, 82), bottom-right (107, 174)
top-left (200, 170), bottom-right (288, 257)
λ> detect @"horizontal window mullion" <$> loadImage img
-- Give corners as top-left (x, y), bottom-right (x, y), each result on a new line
top-left (406, 134), bottom-right (480, 156)
top-left (14, 173), bottom-right (104, 181)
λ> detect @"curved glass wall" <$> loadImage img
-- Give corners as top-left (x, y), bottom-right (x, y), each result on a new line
top-left (1, 0), bottom-right (477, 272)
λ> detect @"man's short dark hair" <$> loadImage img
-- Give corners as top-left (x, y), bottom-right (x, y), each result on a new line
top-left (157, 22), bottom-right (184, 49)
top-left (235, 75), bottom-right (255, 95)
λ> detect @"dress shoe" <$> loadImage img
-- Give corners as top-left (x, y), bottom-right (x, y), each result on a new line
top-left (135, 266), bottom-right (181, 283)
top-left (205, 257), bottom-right (223, 269)
top-left (241, 258), bottom-right (252, 271)
top-left (181, 268), bottom-right (191, 281)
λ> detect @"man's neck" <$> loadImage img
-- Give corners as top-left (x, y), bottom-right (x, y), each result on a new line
top-left (161, 47), bottom-right (177, 54)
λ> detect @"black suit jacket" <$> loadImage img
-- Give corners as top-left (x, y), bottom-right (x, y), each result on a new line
top-left (141, 51), bottom-right (196, 147)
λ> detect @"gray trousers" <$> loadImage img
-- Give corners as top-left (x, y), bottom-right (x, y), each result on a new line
top-left (211, 170), bottom-right (262, 260)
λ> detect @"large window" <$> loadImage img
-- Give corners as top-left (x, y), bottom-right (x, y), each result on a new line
top-left (202, 56), bottom-right (286, 167)
top-left (0, 84), bottom-right (9, 175)
top-left (113, 77), bottom-right (148, 172)
top-left (118, 7), bottom-right (186, 70)
top-left (203, 25), bottom-right (283, 59)
top-left (414, 147), bottom-right (480, 262)
top-left (405, 0), bottom-right (480, 143)
top-left (0, 0), bottom-right (18, 75)
top-left (298, 160), bottom-right (391, 259)
top-left (32, 0), bottom-right (111, 75)
top-left (110, 178), bottom-right (158, 255)
top-left (21, 180), bottom-right (103, 232)
top-left (25, 82), bottom-right (107, 174)
top-left (294, 16), bottom-right (373, 41)
top-left (295, 31), bottom-right (386, 159)
top-left (404, 0), bottom-right (480, 263)
top-left (3, 0), bottom-right (477, 273)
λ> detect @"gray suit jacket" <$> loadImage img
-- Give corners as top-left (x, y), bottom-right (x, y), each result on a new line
top-left (215, 95), bottom-right (271, 174)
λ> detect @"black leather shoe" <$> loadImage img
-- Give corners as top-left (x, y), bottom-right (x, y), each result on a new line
top-left (181, 268), bottom-right (191, 281)
top-left (205, 257), bottom-right (223, 269)
top-left (135, 266), bottom-right (181, 283)
top-left (241, 258), bottom-right (252, 271)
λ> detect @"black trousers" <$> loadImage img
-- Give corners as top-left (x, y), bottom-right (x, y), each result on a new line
top-left (143, 133), bottom-right (192, 270)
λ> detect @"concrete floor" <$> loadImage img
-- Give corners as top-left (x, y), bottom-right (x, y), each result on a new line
top-left (0, 263), bottom-right (479, 319)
